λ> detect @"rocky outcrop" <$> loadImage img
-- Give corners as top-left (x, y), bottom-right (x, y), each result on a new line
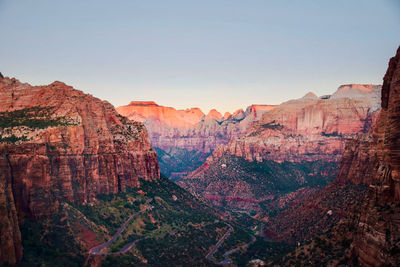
top-left (0, 76), bottom-right (159, 264)
top-left (116, 102), bottom-right (277, 154)
top-left (117, 101), bottom-right (276, 178)
top-left (187, 84), bottom-right (381, 172)
top-left (180, 84), bottom-right (381, 211)
top-left (274, 47), bottom-right (400, 267)
top-left (0, 163), bottom-right (22, 264)
top-left (335, 47), bottom-right (400, 266)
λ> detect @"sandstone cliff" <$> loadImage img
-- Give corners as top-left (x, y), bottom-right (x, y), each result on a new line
top-left (117, 101), bottom-right (276, 179)
top-left (275, 47), bottom-right (400, 267)
top-left (0, 76), bottom-right (159, 264)
top-left (180, 84), bottom-right (381, 211)
top-left (116, 102), bottom-right (276, 154)
top-left (188, 84), bottom-right (381, 168)
top-left (335, 46), bottom-right (400, 266)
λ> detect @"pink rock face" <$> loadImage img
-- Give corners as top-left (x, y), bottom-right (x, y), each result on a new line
top-left (187, 84), bottom-right (381, 179)
top-left (178, 84), bottom-right (381, 215)
top-left (223, 112), bottom-right (232, 120)
top-left (0, 77), bottom-right (160, 264)
top-left (336, 47), bottom-right (400, 266)
top-left (245, 105), bottom-right (277, 121)
top-left (117, 101), bottom-right (204, 128)
top-left (204, 109), bottom-right (223, 121)
top-left (259, 85), bottom-right (381, 135)
top-left (117, 102), bottom-right (277, 153)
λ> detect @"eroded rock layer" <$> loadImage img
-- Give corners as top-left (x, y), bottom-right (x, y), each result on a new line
top-left (338, 46), bottom-right (400, 266)
top-left (180, 85), bottom-right (381, 211)
top-left (276, 46), bottom-right (400, 267)
top-left (0, 77), bottom-right (159, 264)
top-left (117, 102), bottom-right (277, 154)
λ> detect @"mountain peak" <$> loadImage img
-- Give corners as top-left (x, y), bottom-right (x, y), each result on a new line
top-left (205, 109), bottom-right (222, 120)
top-left (302, 92), bottom-right (318, 99)
top-left (128, 101), bottom-right (159, 107)
top-left (223, 112), bottom-right (231, 120)
top-left (232, 109), bottom-right (245, 120)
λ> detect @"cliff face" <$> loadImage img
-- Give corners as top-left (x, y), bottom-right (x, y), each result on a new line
top-left (117, 101), bottom-right (276, 179)
top-left (275, 47), bottom-right (400, 267)
top-left (180, 85), bottom-right (381, 211)
top-left (0, 77), bottom-right (159, 264)
top-left (336, 47), bottom-right (400, 266)
top-left (116, 102), bottom-right (276, 154)
top-left (190, 85), bottom-right (381, 167)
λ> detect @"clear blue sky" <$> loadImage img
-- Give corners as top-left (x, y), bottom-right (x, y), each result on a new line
top-left (1, 0), bottom-right (399, 113)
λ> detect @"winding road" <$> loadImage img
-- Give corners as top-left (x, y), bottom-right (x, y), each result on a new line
top-left (87, 197), bottom-right (254, 266)
top-left (88, 198), bottom-right (153, 255)
top-left (206, 224), bottom-right (256, 265)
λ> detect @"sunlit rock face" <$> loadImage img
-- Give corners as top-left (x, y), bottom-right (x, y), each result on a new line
top-left (180, 84), bottom-right (381, 211)
top-left (117, 101), bottom-right (276, 180)
top-left (189, 83), bottom-right (381, 167)
top-left (117, 102), bottom-right (276, 154)
top-left (272, 47), bottom-right (400, 267)
top-left (0, 76), bottom-right (159, 264)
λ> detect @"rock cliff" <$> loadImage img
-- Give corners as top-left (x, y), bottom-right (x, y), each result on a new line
top-left (180, 84), bottom-right (381, 211)
top-left (336, 46), bottom-right (400, 266)
top-left (0, 76), bottom-right (159, 264)
top-left (117, 101), bottom-right (276, 178)
top-left (275, 46), bottom-right (400, 267)
top-left (116, 102), bottom-right (276, 154)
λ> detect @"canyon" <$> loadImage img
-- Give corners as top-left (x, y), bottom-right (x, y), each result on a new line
top-left (0, 75), bottom-right (255, 267)
top-left (338, 45), bottom-right (400, 266)
top-left (117, 101), bottom-right (276, 179)
top-left (0, 46), bottom-right (398, 266)
top-left (273, 45), bottom-right (400, 266)
top-left (0, 76), bottom-right (159, 264)
top-left (179, 84), bottom-right (381, 211)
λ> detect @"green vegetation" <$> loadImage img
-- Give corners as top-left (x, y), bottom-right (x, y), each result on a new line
top-left (321, 131), bottom-right (343, 137)
top-left (265, 182), bottom-right (369, 244)
top-left (0, 134), bottom-right (28, 143)
top-left (0, 106), bottom-right (74, 129)
top-left (212, 227), bottom-right (252, 262)
top-left (154, 147), bottom-right (211, 181)
top-left (17, 175), bottom-right (269, 266)
top-left (188, 154), bottom-right (339, 202)
top-left (20, 216), bottom-right (85, 267)
top-left (230, 238), bottom-right (294, 267)
top-left (261, 120), bottom-right (284, 130)
top-left (0, 106), bottom-right (78, 143)
top-left (19, 175), bottom-right (253, 266)
top-left (278, 223), bottom-right (354, 266)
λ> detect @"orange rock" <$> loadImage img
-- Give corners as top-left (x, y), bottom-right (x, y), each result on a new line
top-left (0, 76), bottom-right (160, 265)
top-left (117, 102), bottom-right (277, 153)
top-left (336, 46), bottom-right (400, 266)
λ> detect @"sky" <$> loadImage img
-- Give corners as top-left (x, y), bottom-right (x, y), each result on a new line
top-left (0, 1), bottom-right (399, 114)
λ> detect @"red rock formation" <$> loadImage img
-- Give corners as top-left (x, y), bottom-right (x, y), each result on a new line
top-left (181, 84), bottom-right (381, 212)
top-left (245, 105), bottom-right (277, 121)
top-left (335, 46), bottom-right (400, 266)
top-left (271, 47), bottom-right (400, 266)
top-left (204, 109), bottom-right (223, 121)
top-left (117, 101), bottom-right (204, 128)
top-left (0, 77), bottom-right (159, 264)
top-left (116, 102), bottom-right (277, 153)
top-left (189, 84), bottom-right (381, 172)
top-left (0, 162), bottom-right (22, 264)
